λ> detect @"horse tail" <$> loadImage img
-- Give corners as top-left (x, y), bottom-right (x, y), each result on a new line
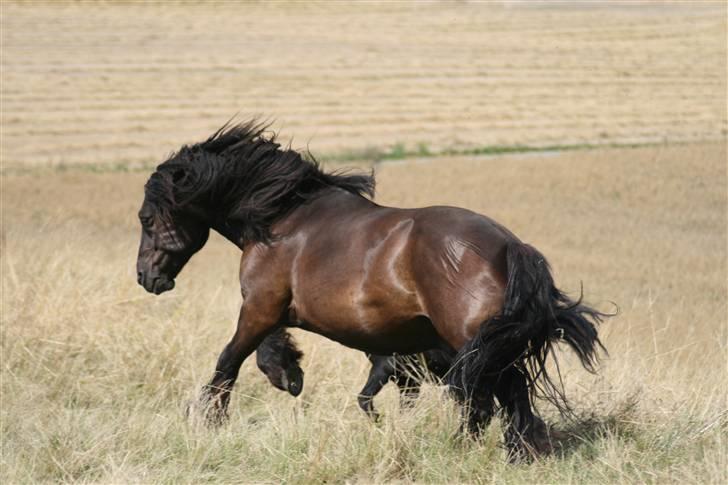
top-left (448, 241), bottom-right (611, 415)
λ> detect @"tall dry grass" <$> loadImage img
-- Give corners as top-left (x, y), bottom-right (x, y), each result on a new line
top-left (1, 142), bottom-right (725, 483)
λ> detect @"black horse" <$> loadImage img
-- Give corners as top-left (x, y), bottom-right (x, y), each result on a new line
top-left (136, 121), bottom-right (609, 460)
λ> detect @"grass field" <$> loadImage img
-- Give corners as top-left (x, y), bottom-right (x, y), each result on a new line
top-left (2, 1), bottom-right (727, 484)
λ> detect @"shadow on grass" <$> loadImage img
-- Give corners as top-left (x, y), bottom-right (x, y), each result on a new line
top-left (547, 392), bottom-right (642, 458)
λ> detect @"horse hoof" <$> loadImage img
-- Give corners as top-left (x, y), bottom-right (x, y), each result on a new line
top-left (183, 398), bottom-right (221, 426)
top-left (185, 389), bottom-right (230, 427)
top-left (506, 448), bottom-right (532, 464)
top-left (504, 418), bottom-right (555, 463)
top-left (286, 366), bottom-right (304, 397)
top-left (200, 402), bottom-right (229, 427)
top-left (363, 409), bottom-right (381, 423)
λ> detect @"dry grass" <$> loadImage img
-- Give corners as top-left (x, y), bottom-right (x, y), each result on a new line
top-left (2, 1), bottom-right (727, 483)
top-left (2, 142), bottom-right (726, 483)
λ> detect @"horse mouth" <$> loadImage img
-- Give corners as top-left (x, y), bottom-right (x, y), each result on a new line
top-left (141, 276), bottom-right (175, 295)
top-left (153, 278), bottom-right (175, 294)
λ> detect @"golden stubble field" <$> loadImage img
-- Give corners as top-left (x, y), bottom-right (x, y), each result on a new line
top-left (1, 1), bottom-right (726, 168)
top-left (1, 1), bottom-right (727, 484)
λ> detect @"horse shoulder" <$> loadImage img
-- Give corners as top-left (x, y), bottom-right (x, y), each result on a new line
top-left (238, 241), bottom-right (294, 315)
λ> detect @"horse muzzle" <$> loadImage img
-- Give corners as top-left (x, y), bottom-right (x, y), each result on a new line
top-left (138, 272), bottom-right (175, 295)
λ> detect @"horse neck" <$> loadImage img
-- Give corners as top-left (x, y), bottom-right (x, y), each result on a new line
top-left (195, 171), bottom-right (258, 250)
top-left (208, 214), bottom-right (247, 251)
top-left (205, 187), bottom-right (362, 251)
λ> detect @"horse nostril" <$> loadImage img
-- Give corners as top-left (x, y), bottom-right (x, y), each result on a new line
top-left (137, 272), bottom-right (143, 284)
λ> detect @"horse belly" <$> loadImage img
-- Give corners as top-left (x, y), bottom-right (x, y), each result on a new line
top-left (290, 277), bottom-right (433, 353)
top-left (292, 313), bottom-right (441, 355)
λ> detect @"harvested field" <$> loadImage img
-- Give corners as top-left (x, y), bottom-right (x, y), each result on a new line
top-left (1, 1), bottom-right (727, 484)
top-left (1, 1), bottom-right (726, 168)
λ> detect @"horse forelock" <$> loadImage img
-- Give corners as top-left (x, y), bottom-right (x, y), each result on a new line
top-left (143, 172), bottom-right (174, 216)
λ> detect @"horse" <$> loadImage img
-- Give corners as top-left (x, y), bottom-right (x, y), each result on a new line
top-left (136, 121), bottom-right (609, 460)
top-left (256, 328), bottom-right (454, 419)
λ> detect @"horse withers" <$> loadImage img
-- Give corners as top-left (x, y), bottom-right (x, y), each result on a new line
top-left (136, 121), bottom-right (609, 460)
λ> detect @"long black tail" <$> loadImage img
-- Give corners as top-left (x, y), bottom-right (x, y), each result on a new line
top-left (448, 242), bottom-right (612, 416)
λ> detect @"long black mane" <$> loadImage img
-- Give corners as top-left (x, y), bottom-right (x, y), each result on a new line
top-left (145, 120), bottom-right (375, 243)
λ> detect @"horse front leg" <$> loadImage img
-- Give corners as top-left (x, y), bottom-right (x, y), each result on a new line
top-left (198, 302), bottom-right (280, 425)
top-left (357, 354), bottom-right (394, 420)
top-left (256, 327), bottom-right (305, 397)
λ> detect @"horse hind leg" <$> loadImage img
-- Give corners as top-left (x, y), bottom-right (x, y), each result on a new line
top-left (449, 375), bottom-right (497, 437)
top-left (447, 332), bottom-right (545, 459)
top-left (446, 241), bottom-right (606, 458)
top-left (445, 322), bottom-right (548, 459)
top-left (495, 367), bottom-right (552, 462)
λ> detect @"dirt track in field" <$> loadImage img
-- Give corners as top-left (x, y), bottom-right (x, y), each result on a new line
top-left (1, 1), bottom-right (726, 168)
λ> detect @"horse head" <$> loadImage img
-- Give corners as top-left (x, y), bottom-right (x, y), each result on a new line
top-left (136, 170), bottom-right (210, 294)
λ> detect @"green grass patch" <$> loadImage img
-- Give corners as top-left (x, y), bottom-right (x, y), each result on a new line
top-left (0, 139), bottom-right (698, 176)
top-left (318, 139), bottom-right (659, 165)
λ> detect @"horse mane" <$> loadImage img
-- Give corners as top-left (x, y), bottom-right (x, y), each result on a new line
top-left (145, 120), bottom-right (376, 243)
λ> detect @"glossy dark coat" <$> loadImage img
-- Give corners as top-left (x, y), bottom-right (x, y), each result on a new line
top-left (136, 122), bottom-right (608, 460)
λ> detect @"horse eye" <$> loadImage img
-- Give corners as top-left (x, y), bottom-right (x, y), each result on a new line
top-left (140, 215), bottom-right (153, 227)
